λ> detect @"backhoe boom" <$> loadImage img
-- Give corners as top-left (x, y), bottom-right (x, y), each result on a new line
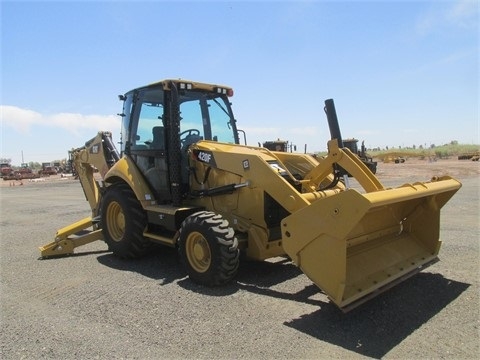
top-left (39, 132), bottom-right (119, 258)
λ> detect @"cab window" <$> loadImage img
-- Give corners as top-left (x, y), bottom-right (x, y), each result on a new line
top-left (130, 87), bottom-right (165, 151)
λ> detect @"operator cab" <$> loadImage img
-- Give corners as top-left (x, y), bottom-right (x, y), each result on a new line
top-left (119, 79), bottom-right (239, 202)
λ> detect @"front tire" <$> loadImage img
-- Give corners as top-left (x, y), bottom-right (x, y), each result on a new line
top-left (178, 211), bottom-right (239, 286)
top-left (101, 183), bottom-right (150, 258)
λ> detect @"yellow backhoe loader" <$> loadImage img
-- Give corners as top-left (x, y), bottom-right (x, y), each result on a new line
top-left (39, 79), bottom-right (461, 311)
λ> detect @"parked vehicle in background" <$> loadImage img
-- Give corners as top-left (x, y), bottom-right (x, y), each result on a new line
top-left (39, 163), bottom-right (58, 176)
top-left (342, 138), bottom-right (377, 174)
top-left (1, 163), bottom-right (13, 178)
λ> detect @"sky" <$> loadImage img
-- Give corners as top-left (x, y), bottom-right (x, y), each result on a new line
top-left (1, 0), bottom-right (478, 165)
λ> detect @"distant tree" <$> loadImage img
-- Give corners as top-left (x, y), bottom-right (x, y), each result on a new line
top-left (0, 157), bottom-right (12, 164)
top-left (430, 144), bottom-right (436, 149)
top-left (28, 162), bottom-right (41, 170)
top-left (413, 144), bottom-right (416, 149)
top-left (450, 140), bottom-right (458, 145)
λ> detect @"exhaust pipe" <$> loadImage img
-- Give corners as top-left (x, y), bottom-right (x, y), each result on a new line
top-left (324, 98), bottom-right (348, 181)
top-left (324, 99), bottom-right (344, 148)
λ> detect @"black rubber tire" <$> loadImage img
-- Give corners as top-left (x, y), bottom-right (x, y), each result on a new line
top-left (178, 211), bottom-right (239, 286)
top-left (101, 183), bottom-right (150, 258)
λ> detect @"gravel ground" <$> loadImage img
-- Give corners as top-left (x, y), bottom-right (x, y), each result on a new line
top-left (0, 158), bottom-right (479, 359)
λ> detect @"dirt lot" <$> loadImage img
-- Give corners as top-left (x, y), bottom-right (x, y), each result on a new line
top-left (1, 158), bottom-right (479, 359)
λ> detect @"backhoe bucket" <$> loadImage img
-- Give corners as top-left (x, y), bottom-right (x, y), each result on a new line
top-left (281, 176), bottom-right (461, 311)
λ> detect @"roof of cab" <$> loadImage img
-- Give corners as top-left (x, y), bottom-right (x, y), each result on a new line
top-left (138, 79), bottom-right (233, 92)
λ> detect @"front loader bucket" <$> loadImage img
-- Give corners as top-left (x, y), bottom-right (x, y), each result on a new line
top-left (281, 176), bottom-right (461, 311)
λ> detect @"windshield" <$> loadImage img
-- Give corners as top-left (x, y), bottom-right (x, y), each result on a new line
top-left (179, 91), bottom-right (237, 144)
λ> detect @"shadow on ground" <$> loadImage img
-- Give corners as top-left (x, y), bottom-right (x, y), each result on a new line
top-left (283, 273), bottom-right (470, 358)
top-left (96, 245), bottom-right (183, 286)
top-left (96, 248), bottom-right (469, 358)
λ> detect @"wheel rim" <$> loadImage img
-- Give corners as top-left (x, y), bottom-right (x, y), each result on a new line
top-left (185, 231), bottom-right (211, 273)
top-left (106, 201), bottom-right (125, 242)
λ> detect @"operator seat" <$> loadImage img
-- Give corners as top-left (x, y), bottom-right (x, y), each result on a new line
top-left (150, 126), bottom-right (165, 149)
top-left (144, 126), bottom-right (170, 202)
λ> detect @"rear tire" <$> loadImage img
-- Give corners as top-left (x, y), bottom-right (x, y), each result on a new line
top-left (178, 211), bottom-right (239, 286)
top-left (101, 183), bottom-right (150, 258)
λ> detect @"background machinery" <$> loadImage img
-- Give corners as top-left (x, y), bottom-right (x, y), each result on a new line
top-left (39, 162), bottom-right (58, 176)
top-left (1, 162), bottom-right (13, 178)
top-left (262, 139), bottom-right (296, 153)
top-left (342, 138), bottom-right (377, 174)
top-left (40, 79), bottom-right (461, 311)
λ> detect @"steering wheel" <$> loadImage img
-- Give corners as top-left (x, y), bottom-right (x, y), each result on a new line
top-left (180, 129), bottom-right (201, 145)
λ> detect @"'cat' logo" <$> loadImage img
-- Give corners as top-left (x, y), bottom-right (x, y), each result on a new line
top-left (90, 144), bottom-right (100, 154)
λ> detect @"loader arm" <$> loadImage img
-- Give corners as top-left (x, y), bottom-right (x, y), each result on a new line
top-left (303, 139), bottom-right (384, 193)
top-left (39, 132), bottom-right (119, 258)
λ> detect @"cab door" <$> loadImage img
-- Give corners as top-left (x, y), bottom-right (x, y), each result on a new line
top-left (127, 87), bottom-right (171, 202)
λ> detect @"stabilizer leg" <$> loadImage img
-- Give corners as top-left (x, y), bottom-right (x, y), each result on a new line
top-left (39, 217), bottom-right (104, 258)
